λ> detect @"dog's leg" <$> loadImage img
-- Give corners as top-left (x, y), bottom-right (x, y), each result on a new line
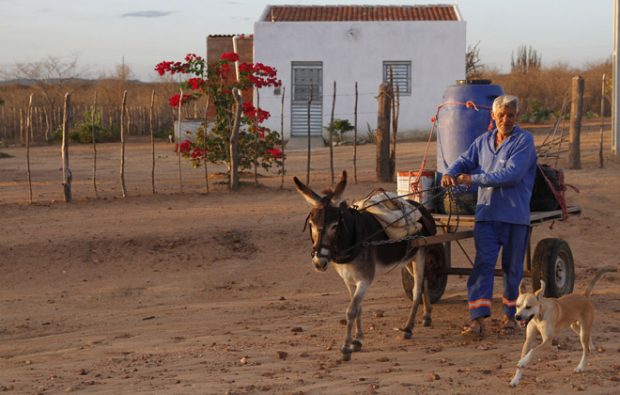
top-left (510, 322), bottom-right (538, 387)
top-left (575, 317), bottom-right (593, 373)
top-left (518, 325), bottom-right (553, 369)
top-left (403, 256), bottom-right (424, 339)
top-left (341, 281), bottom-right (367, 361)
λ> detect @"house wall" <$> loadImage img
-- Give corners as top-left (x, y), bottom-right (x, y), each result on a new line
top-left (254, 21), bottom-right (466, 141)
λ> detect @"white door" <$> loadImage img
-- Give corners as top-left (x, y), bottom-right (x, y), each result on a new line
top-left (291, 62), bottom-right (322, 137)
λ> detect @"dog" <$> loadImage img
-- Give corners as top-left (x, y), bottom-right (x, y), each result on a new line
top-left (509, 266), bottom-right (616, 387)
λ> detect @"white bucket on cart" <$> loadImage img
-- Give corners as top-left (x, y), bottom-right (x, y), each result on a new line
top-left (397, 170), bottom-right (435, 211)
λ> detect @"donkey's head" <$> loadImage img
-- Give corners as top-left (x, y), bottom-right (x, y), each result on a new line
top-left (293, 171), bottom-right (347, 272)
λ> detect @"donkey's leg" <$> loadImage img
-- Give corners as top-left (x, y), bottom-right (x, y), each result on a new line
top-left (343, 282), bottom-right (364, 352)
top-left (403, 258), bottom-right (424, 339)
top-left (341, 281), bottom-right (368, 361)
top-left (352, 304), bottom-right (364, 352)
top-left (422, 275), bottom-right (432, 327)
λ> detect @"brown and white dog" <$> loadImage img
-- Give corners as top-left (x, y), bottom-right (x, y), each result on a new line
top-left (509, 267), bottom-right (616, 387)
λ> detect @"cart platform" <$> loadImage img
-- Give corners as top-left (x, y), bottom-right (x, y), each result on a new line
top-left (401, 206), bottom-right (581, 302)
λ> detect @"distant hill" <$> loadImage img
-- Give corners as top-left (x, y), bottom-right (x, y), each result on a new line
top-left (0, 78), bottom-right (146, 87)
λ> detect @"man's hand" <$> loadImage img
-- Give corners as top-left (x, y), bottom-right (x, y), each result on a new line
top-left (457, 174), bottom-right (473, 187)
top-left (441, 174), bottom-right (457, 187)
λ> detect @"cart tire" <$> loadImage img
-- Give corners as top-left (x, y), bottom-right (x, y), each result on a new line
top-left (531, 238), bottom-right (574, 297)
top-left (401, 244), bottom-right (449, 304)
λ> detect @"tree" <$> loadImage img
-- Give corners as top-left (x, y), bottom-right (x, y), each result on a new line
top-left (511, 45), bottom-right (542, 74)
top-left (155, 53), bottom-right (284, 184)
top-left (4, 55), bottom-right (87, 138)
top-left (466, 42), bottom-right (484, 79)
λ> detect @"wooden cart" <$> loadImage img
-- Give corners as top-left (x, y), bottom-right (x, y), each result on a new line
top-left (401, 206), bottom-right (581, 303)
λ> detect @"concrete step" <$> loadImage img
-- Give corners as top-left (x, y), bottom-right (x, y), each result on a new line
top-left (285, 136), bottom-right (325, 151)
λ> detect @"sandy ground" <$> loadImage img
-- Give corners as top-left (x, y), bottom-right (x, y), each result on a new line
top-left (1, 126), bottom-right (619, 394)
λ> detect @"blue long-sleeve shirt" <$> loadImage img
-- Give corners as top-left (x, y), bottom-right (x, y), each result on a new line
top-left (446, 126), bottom-right (537, 225)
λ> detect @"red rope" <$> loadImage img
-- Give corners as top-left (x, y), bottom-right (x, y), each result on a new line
top-left (412, 100), bottom-right (493, 185)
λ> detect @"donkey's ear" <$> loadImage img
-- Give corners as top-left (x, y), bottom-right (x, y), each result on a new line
top-left (293, 176), bottom-right (320, 206)
top-left (519, 278), bottom-right (528, 295)
top-left (331, 171), bottom-right (348, 203)
top-left (535, 280), bottom-right (546, 299)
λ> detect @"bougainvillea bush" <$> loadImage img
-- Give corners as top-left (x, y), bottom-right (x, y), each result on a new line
top-left (155, 52), bottom-right (283, 174)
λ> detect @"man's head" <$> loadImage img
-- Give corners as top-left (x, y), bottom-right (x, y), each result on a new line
top-left (492, 95), bottom-right (519, 136)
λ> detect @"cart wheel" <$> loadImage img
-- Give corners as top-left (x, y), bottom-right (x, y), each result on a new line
top-left (531, 238), bottom-right (574, 297)
top-left (401, 244), bottom-right (449, 304)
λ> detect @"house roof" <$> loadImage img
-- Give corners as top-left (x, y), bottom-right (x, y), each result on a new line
top-left (262, 4), bottom-right (460, 22)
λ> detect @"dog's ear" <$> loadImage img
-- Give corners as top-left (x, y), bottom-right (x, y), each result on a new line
top-left (518, 278), bottom-right (528, 295)
top-left (535, 280), bottom-right (546, 299)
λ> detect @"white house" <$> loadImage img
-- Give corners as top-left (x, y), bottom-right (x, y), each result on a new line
top-left (253, 4), bottom-right (466, 143)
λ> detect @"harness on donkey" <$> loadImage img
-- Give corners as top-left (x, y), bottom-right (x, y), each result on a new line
top-left (303, 189), bottom-right (437, 264)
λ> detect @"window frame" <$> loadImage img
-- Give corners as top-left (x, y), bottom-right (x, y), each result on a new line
top-left (383, 61), bottom-right (412, 96)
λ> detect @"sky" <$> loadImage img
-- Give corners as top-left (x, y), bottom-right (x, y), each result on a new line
top-left (0, 0), bottom-right (614, 81)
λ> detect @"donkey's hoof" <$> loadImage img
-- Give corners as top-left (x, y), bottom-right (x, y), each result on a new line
top-left (423, 317), bottom-right (432, 327)
top-left (352, 340), bottom-right (363, 352)
top-left (402, 330), bottom-right (413, 340)
top-left (341, 352), bottom-right (352, 361)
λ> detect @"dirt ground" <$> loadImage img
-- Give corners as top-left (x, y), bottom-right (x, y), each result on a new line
top-left (1, 125), bottom-right (619, 395)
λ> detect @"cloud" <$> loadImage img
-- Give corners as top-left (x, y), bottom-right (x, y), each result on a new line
top-left (121, 10), bottom-right (173, 18)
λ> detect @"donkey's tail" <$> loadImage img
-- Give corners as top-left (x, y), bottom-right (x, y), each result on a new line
top-left (584, 266), bottom-right (617, 297)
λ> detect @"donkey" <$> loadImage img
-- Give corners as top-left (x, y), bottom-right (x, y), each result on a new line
top-left (294, 171), bottom-right (437, 361)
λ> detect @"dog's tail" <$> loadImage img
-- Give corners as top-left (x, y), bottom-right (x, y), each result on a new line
top-left (584, 266), bottom-right (617, 297)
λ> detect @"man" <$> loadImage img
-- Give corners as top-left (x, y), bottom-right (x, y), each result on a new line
top-left (441, 95), bottom-right (537, 338)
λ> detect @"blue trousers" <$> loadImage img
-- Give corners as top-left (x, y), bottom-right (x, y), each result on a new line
top-left (467, 221), bottom-right (530, 320)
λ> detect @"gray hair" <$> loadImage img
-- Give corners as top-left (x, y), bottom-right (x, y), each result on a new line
top-left (492, 95), bottom-right (519, 113)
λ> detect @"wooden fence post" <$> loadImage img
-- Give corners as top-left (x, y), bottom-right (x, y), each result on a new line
top-left (92, 91), bottom-right (98, 197)
top-left (176, 89), bottom-right (184, 193)
top-left (203, 95), bottom-right (210, 193)
top-left (329, 81), bottom-right (336, 185)
top-left (62, 93), bottom-right (72, 203)
top-left (353, 82), bottom-right (358, 184)
top-left (376, 82), bottom-right (393, 182)
top-left (26, 94), bottom-right (33, 204)
top-left (306, 81), bottom-right (313, 185)
top-left (149, 90), bottom-right (156, 194)
top-left (120, 90), bottom-right (128, 197)
top-left (254, 88), bottom-right (260, 186)
top-left (280, 86), bottom-right (286, 190)
top-left (568, 75), bottom-right (584, 169)
top-left (599, 74), bottom-right (606, 168)
top-left (230, 88), bottom-right (242, 190)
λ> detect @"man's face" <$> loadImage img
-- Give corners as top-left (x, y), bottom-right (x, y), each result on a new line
top-left (492, 106), bottom-right (518, 135)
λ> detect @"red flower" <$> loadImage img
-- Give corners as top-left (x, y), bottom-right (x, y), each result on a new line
top-left (219, 63), bottom-right (231, 78)
top-left (185, 53), bottom-right (203, 62)
top-left (221, 52), bottom-right (239, 62)
top-left (191, 146), bottom-right (206, 159)
top-left (186, 77), bottom-right (205, 90)
top-left (168, 93), bottom-right (194, 107)
top-left (155, 61), bottom-right (173, 76)
top-left (241, 103), bottom-right (270, 123)
top-left (242, 102), bottom-right (255, 115)
top-left (175, 139), bottom-right (191, 154)
top-left (266, 147), bottom-right (282, 158)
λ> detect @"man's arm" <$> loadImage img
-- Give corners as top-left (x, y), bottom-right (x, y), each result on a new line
top-left (471, 134), bottom-right (535, 187)
top-left (441, 140), bottom-right (481, 187)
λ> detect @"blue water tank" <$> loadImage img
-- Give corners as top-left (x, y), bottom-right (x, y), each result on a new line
top-left (436, 80), bottom-right (504, 176)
